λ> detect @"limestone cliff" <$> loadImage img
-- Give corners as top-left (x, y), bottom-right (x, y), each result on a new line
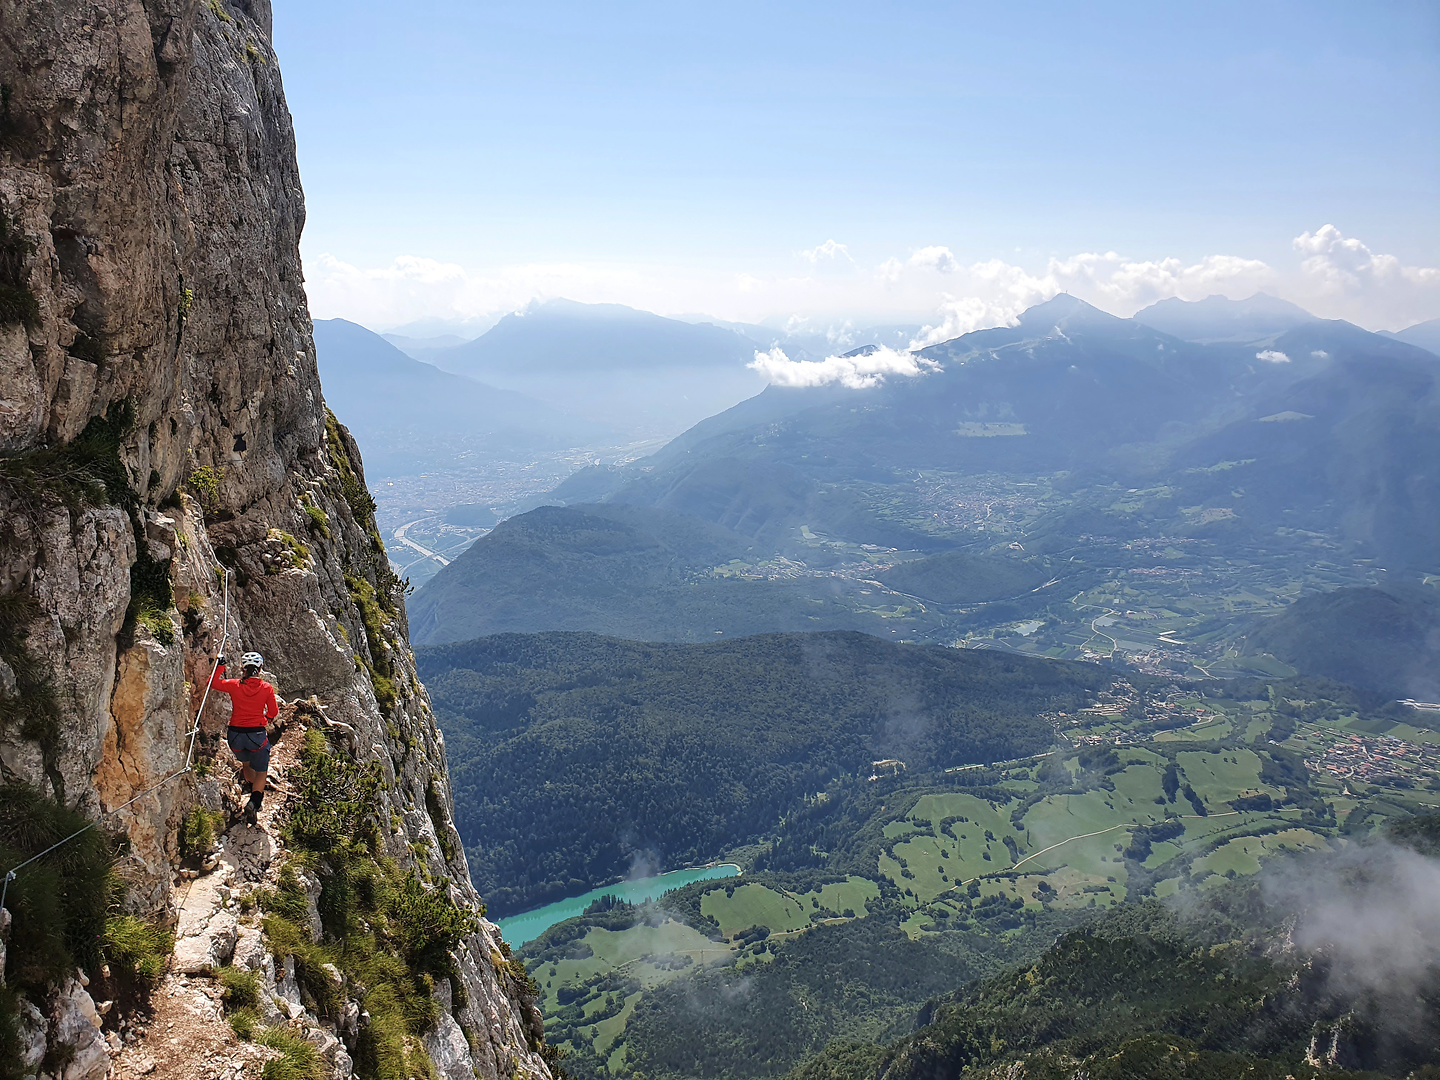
top-left (0, 3), bottom-right (550, 1078)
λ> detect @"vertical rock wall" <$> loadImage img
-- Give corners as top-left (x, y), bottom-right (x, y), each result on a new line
top-left (0, 2), bottom-right (549, 1076)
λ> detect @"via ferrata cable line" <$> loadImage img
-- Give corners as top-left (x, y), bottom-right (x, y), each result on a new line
top-left (0, 568), bottom-right (230, 916)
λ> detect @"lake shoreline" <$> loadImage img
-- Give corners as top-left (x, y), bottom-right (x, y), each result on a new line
top-left (496, 863), bottom-right (743, 946)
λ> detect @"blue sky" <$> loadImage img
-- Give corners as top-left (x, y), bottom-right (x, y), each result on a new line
top-left (274, 1), bottom-right (1439, 334)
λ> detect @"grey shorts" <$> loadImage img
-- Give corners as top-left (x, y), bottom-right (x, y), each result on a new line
top-left (226, 726), bottom-right (270, 772)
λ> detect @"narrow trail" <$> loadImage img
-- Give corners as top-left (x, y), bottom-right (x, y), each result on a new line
top-left (108, 715), bottom-right (310, 1080)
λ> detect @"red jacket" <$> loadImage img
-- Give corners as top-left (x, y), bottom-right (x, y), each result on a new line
top-left (210, 664), bottom-right (278, 728)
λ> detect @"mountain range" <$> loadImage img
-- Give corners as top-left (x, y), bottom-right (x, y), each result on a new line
top-left (1131, 291), bottom-right (1319, 343)
top-left (416, 299), bottom-right (770, 439)
top-left (586, 294), bottom-right (1438, 560)
top-left (371, 300), bottom-right (933, 445)
top-left (313, 317), bottom-right (612, 474)
top-left (411, 293), bottom-right (1440, 678)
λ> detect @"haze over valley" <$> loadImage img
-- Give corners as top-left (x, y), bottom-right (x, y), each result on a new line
top-left (318, 276), bottom-right (1440, 1077)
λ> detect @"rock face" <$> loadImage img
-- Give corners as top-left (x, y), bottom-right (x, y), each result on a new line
top-left (0, 3), bottom-right (550, 1077)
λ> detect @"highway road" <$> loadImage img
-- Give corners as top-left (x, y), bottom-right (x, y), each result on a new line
top-left (393, 518), bottom-right (449, 567)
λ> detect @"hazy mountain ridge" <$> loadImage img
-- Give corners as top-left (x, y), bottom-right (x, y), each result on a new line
top-left (1383, 316), bottom-right (1440, 356)
top-left (315, 317), bottom-right (612, 473)
top-left (1133, 291), bottom-right (1320, 343)
top-left (419, 299), bottom-right (770, 438)
top-left (412, 293), bottom-right (1440, 655)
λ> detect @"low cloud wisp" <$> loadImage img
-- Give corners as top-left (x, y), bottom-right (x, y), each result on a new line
top-left (1272, 839), bottom-right (1440, 1009)
top-left (748, 345), bottom-right (938, 390)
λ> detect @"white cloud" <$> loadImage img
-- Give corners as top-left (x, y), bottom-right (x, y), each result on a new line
top-left (1256, 350), bottom-right (1291, 363)
top-left (913, 294), bottom-right (1023, 347)
top-left (748, 345), bottom-right (938, 390)
top-left (799, 239), bottom-right (852, 264)
top-left (876, 257), bottom-right (905, 283)
top-left (906, 250), bottom-right (1277, 347)
top-left (1293, 225), bottom-right (1440, 327)
top-left (304, 227), bottom-right (1439, 342)
top-left (908, 246), bottom-right (959, 273)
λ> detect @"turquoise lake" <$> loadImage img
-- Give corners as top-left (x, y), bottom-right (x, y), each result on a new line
top-left (496, 864), bottom-right (741, 947)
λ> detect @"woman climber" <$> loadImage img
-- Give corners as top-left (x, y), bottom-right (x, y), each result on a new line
top-left (210, 651), bottom-right (278, 825)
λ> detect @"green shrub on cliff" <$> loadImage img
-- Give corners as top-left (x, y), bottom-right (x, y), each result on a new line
top-left (101, 916), bottom-right (173, 989)
top-left (187, 465), bottom-right (224, 510)
top-left (0, 210), bottom-right (37, 328)
top-left (0, 782), bottom-right (114, 991)
top-left (266, 725), bottom-right (494, 1080)
top-left (0, 402), bottom-right (132, 513)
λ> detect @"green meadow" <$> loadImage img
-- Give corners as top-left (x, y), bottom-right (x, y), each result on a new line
top-left (515, 681), bottom-right (1440, 1077)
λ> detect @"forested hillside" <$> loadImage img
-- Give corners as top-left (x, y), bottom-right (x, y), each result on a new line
top-left (417, 632), bottom-right (1117, 914)
top-left (1245, 583), bottom-right (1440, 700)
top-left (408, 503), bottom-right (895, 645)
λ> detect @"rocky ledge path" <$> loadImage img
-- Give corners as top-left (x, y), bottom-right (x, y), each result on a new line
top-left (101, 711), bottom-right (354, 1080)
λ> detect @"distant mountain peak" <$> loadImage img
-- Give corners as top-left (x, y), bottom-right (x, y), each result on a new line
top-left (1015, 293), bottom-right (1122, 329)
top-left (1147, 292), bottom-right (1314, 318)
top-left (1385, 316), bottom-right (1440, 358)
top-left (517, 297), bottom-right (661, 322)
top-left (1133, 292), bottom-right (1318, 344)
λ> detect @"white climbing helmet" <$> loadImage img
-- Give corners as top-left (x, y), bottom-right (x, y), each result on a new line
top-left (241, 651), bottom-right (264, 669)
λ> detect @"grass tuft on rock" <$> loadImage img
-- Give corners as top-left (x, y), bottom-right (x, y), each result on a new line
top-left (0, 401), bottom-right (133, 513)
top-left (218, 965), bottom-right (263, 1011)
top-left (102, 916), bottom-right (173, 988)
top-left (179, 807), bottom-right (226, 860)
top-left (125, 543), bottom-right (175, 647)
top-left (228, 1008), bottom-right (260, 1041)
top-left (258, 1026), bottom-right (324, 1080)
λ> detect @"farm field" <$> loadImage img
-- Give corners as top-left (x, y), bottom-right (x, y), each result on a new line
top-left (515, 676), bottom-right (1440, 1079)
